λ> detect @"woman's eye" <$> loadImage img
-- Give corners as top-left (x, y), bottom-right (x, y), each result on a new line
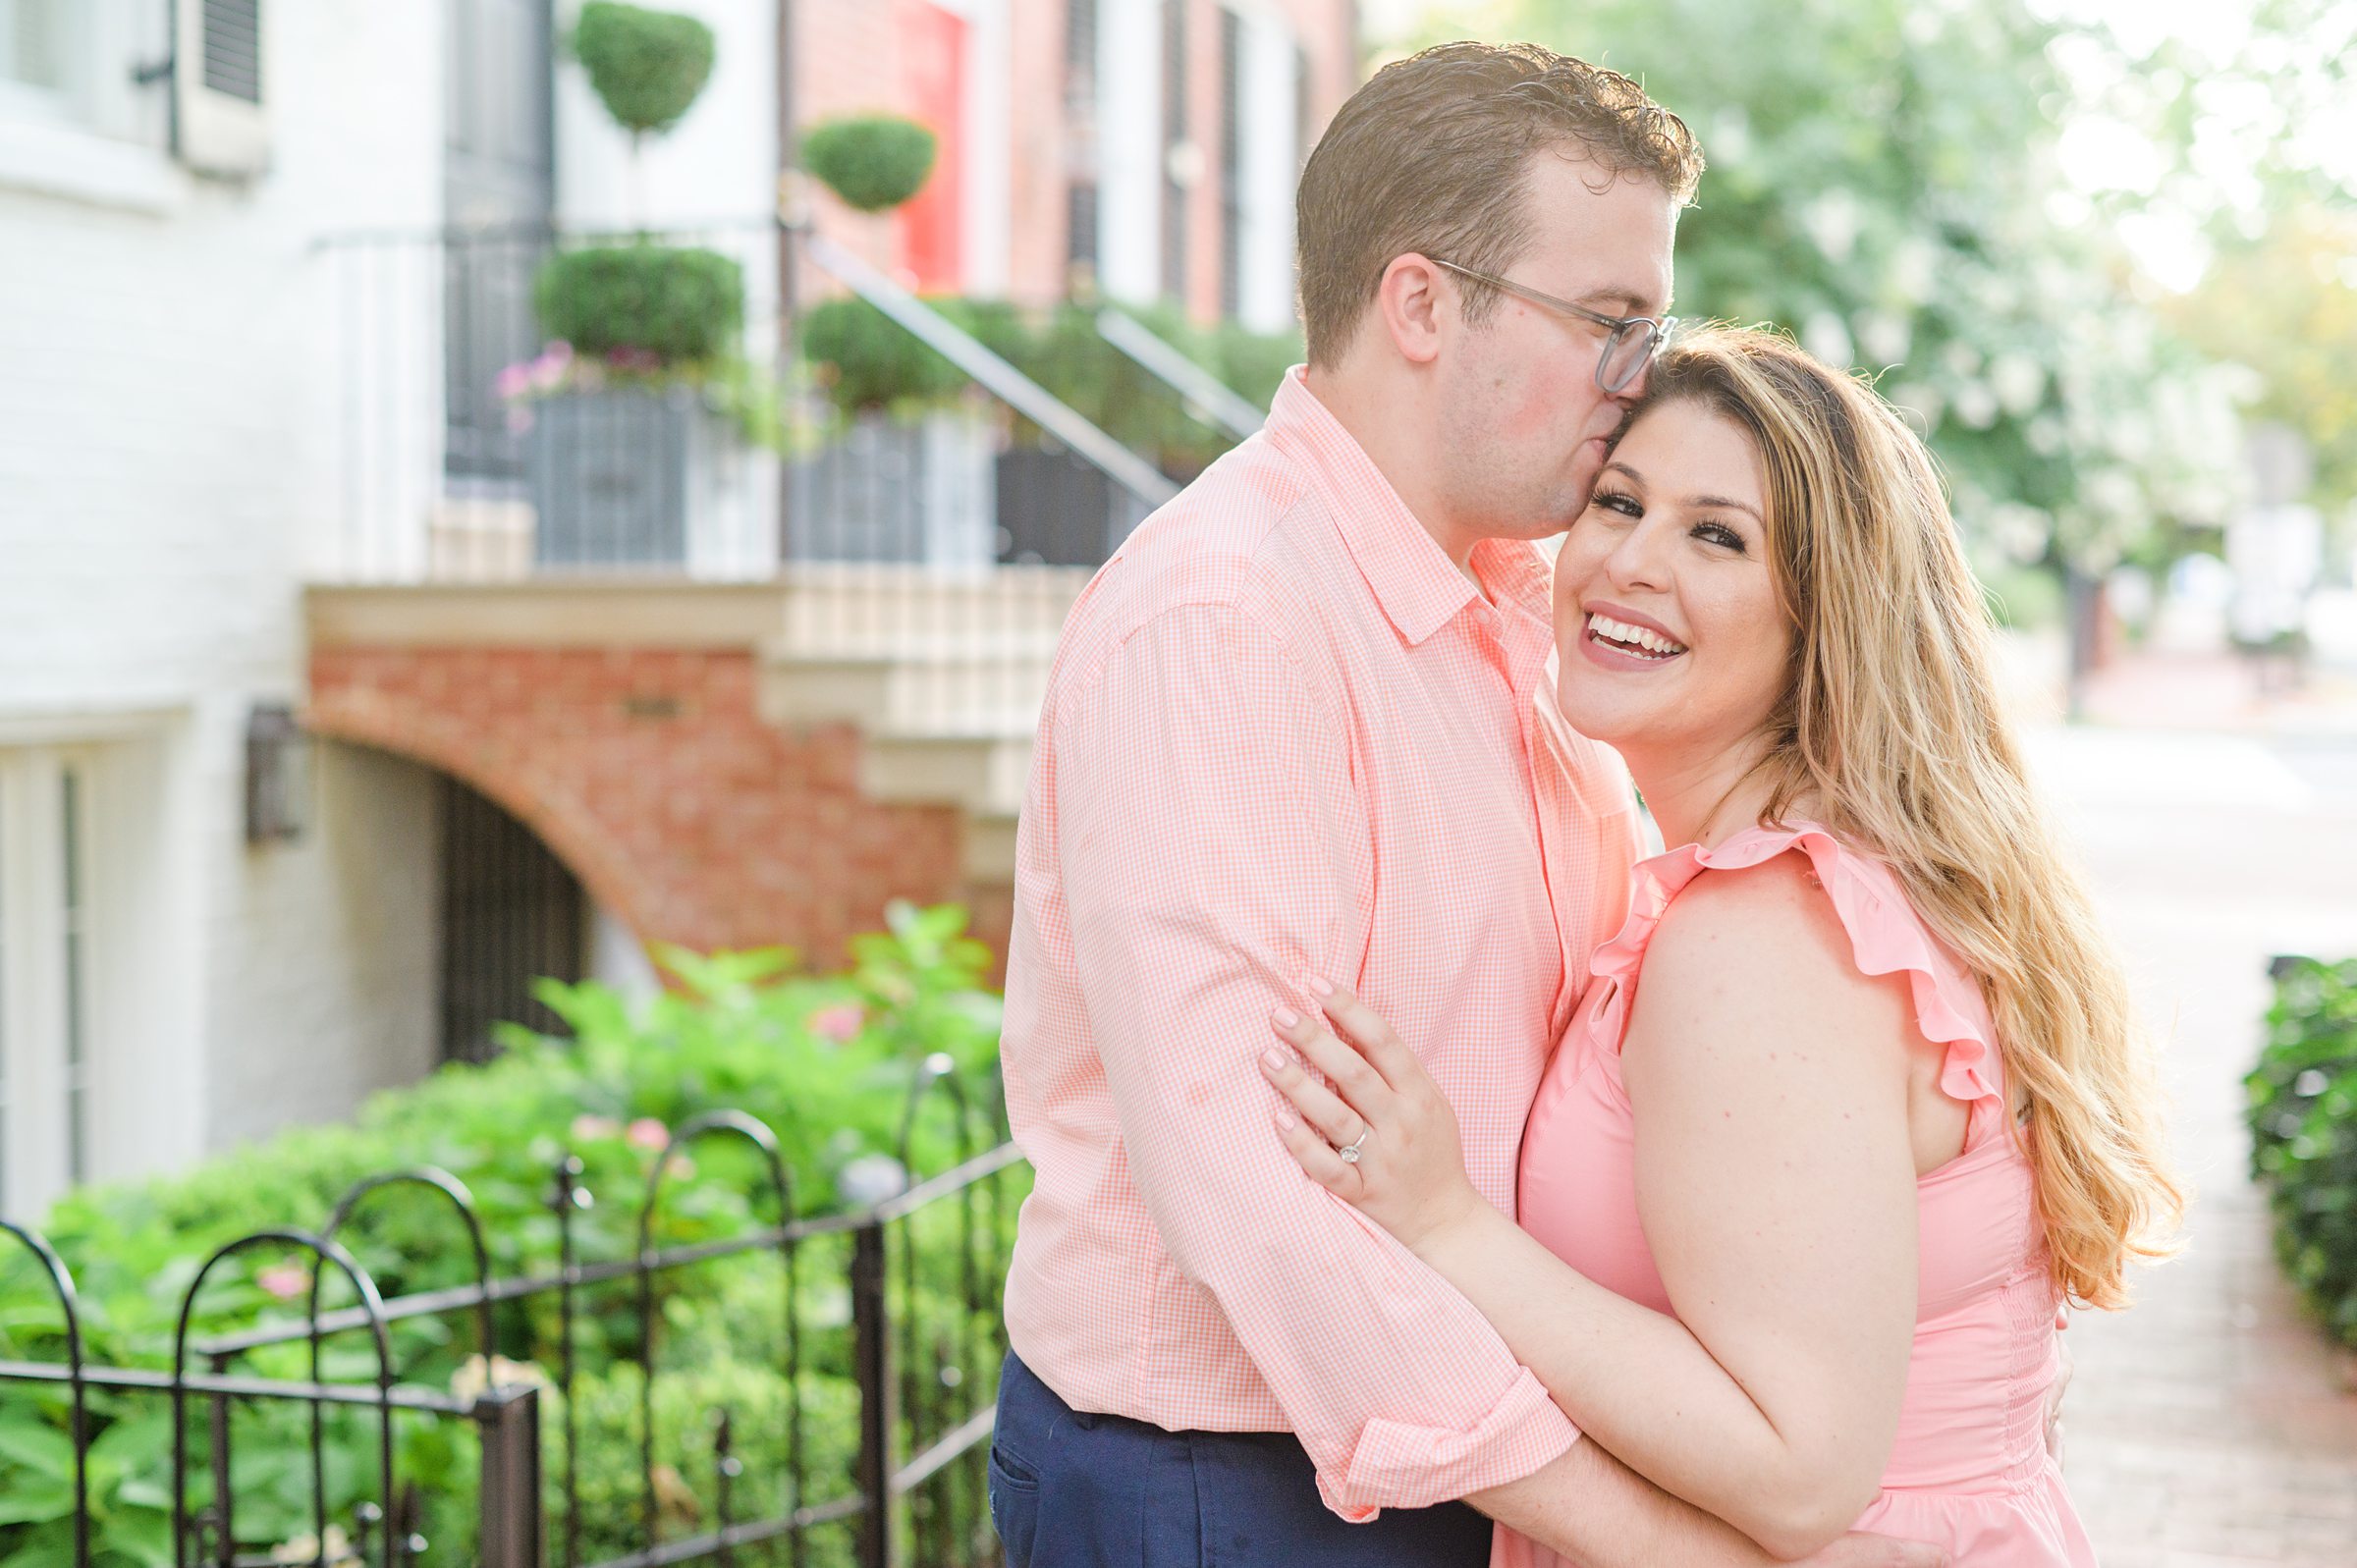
top-left (1694, 521), bottom-right (1747, 554)
top-left (1591, 489), bottom-right (1642, 518)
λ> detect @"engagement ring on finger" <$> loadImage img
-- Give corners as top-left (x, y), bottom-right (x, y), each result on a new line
top-left (1338, 1128), bottom-right (1370, 1164)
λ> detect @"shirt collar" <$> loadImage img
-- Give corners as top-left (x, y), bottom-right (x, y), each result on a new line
top-left (1263, 368), bottom-right (1555, 646)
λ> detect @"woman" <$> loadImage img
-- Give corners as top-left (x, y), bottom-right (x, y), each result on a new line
top-left (1256, 329), bottom-right (2182, 1566)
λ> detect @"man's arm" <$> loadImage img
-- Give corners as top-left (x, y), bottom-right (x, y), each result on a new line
top-left (1055, 599), bottom-right (1574, 1518)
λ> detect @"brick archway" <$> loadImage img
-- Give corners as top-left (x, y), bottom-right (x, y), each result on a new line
top-left (305, 643), bottom-right (977, 967)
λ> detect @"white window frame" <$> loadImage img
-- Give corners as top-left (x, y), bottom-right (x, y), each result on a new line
top-left (0, 0), bottom-right (90, 127)
top-left (1224, 0), bottom-right (1301, 333)
top-left (0, 0), bottom-right (184, 213)
top-left (0, 744), bottom-right (100, 1218)
top-left (1095, 0), bottom-right (1164, 304)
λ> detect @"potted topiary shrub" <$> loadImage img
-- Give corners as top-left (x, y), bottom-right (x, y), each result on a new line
top-left (798, 114), bottom-right (939, 215)
top-left (786, 113), bottom-right (1010, 567)
top-left (789, 293), bottom-right (1014, 566)
top-left (991, 302), bottom-right (1298, 565)
top-left (514, 2), bottom-right (754, 570)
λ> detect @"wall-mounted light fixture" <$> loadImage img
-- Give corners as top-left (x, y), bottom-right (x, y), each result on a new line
top-left (245, 701), bottom-right (309, 843)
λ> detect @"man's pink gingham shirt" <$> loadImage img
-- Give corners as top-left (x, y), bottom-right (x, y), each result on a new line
top-left (1000, 369), bottom-right (1642, 1521)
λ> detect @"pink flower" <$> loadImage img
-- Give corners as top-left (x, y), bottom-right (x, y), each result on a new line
top-left (809, 1003), bottom-right (865, 1044)
top-left (572, 1113), bottom-right (622, 1143)
top-left (257, 1265), bottom-right (310, 1301)
top-left (494, 362), bottom-right (533, 401)
top-left (626, 1117), bottom-right (671, 1151)
top-left (531, 342), bottom-right (575, 391)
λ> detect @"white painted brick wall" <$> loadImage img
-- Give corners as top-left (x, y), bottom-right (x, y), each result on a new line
top-left (0, 5), bottom-right (486, 1176)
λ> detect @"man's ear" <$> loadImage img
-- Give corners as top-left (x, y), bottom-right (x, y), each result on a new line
top-left (1374, 254), bottom-right (1447, 366)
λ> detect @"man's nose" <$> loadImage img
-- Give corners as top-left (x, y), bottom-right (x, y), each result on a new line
top-left (1611, 356), bottom-right (1652, 405)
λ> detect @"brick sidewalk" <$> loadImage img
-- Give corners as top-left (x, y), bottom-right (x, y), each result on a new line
top-left (2044, 730), bottom-right (2357, 1567)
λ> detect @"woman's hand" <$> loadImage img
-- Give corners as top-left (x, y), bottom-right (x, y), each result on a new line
top-left (1260, 979), bottom-right (1485, 1255)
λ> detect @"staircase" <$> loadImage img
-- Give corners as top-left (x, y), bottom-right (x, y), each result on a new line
top-left (759, 565), bottom-right (1091, 884)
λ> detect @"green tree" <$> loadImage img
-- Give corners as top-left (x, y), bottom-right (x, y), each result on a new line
top-left (1389, 0), bottom-right (2248, 591)
top-left (2166, 210), bottom-right (2357, 516)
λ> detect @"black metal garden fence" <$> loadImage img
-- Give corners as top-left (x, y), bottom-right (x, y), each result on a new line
top-left (0, 1065), bottom-right (1020, 1568)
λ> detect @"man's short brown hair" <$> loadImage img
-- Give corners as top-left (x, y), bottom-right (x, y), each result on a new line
top-left (1296, 41), bottom-right (1703, 366)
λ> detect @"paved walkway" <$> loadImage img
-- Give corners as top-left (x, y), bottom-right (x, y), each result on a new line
top-left (2026, 720), bottom-right (2357, 1566)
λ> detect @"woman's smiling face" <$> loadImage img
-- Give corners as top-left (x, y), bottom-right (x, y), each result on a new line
top-left (1553, 398), bottom-right (1791, 763)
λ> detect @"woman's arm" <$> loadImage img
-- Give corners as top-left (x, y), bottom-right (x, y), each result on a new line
top-left (1262, 855), bottom-right (1922, 1558)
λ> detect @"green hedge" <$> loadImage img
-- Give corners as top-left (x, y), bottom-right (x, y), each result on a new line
top-left (0, 903), bottom-right (1020, 1567)
top-left (570, 1), bottom-right (716, 137)
top-left (797, 296), bottom-right (1301, 475)
top-left (534, 244), bottom-right (746, 368)
top-left (2246, 955), bottom-right (2357, 1348)
top-left (800, 115), bottom-right (939, 213)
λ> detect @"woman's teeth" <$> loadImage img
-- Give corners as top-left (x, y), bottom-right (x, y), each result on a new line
top-left (1587, 613), bottom-right (1688, 659)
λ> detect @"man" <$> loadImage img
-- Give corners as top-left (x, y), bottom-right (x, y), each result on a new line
top-left (990, 40), bottom-right (1946, 1568)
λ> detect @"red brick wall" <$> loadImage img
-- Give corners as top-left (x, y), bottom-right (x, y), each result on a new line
top-left (307, 645), bottom-right (1009, 975)
top-left (1004, 0), bottom-right (1073, 304)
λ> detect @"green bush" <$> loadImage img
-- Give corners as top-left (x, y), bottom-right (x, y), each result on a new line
top-left (2245, 956), bottom-right (2357, 1347)
top-left (0, 903), bottom-right (1020, 1566)
top-left (800, 115), bottom-right (940, 213)
top-left (570, 2), bottom-right (716, 136)
top-left (797, 297), bottom-right (1003, 415)
top-left (548, 1360), bottom-right (863, 1566)
top-left (533, 244), bottom-right (745, 368)
top-left (795, 293), bottom-right (1302, 472)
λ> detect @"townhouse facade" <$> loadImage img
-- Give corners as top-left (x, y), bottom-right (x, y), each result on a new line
top-left (0, 0), bottom-right (1355, 1211)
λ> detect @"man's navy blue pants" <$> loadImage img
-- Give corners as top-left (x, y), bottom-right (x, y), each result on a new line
top-left (989, 1352), bottom-right (1493, 1567)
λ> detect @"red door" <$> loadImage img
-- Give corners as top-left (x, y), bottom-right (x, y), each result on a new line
top-left (898, 0), bottom-right (965, 291)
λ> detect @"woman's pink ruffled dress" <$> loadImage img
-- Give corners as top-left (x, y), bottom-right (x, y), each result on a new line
top-left (1500, 824), bottom-right (2096, 1568)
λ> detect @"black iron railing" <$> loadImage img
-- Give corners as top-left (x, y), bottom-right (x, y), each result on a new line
top-left (0, 1064), bottom-right (1020, 1568)
top-left (311, 217), bottom-right (1207, 585)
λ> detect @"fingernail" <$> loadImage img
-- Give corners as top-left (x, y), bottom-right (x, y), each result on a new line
top-left (1273, 1005), bottom-right (1300, 1028)
top-left (1308, 976), bottom-right (1336, 998)
top-left (1261, 1047), bottom-right (1289, 1071)
top-left (1276, 1108), bottom-right (1296, 1130)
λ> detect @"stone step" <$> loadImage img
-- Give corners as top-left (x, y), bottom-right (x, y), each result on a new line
top-left (859, 732), bottom-right (1033, 822)
top-left (961, 808), bottom-right (1021, 884)
top-left (777, 565), bottom-right (1091, 652)
top-left (757, 639), bottom-right (1055, 734)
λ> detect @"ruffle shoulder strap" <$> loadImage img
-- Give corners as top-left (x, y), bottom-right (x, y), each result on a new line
top-left (1588, 823), bottom-right (2003, 1108)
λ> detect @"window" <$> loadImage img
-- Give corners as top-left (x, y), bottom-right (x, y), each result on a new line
top-left (0, 0), bottom-right (174, 148)
top-left (0, 746), bottom-right (100, 1217)
top-left (1160, 0), bottom-right (1188, 303)
top-left (1064, 0), bottom-right (1100, 286)
top-left (0, 0), bottom-right (67, 91)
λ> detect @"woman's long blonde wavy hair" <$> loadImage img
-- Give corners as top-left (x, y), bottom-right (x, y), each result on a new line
top-left (1630, 327), bottom-right (2183, 1309)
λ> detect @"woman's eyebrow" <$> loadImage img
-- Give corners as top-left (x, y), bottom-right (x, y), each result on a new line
top-left (1605, 461), bottom-right (1764, 523)
top-left (1690, 494), bottom-right (1765, 521)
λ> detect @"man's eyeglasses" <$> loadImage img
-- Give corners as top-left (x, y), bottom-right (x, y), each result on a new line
top-left (1431, 259), bottom-right (1676, 395)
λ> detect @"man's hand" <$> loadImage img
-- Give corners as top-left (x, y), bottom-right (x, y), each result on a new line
top-left (1788, 1535), bottom-right (1949, 1568)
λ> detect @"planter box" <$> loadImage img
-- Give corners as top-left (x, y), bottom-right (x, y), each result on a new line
top-left (995, 444), bottom-right (1154, 568)
top-left (787, 409), bottom-right (997, 568)
top-left (522, 387), bottom-right (776, 576)
top-left (525, 386), bottom-right (701, 568)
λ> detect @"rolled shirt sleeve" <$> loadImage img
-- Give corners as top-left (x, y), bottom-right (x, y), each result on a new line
top-left (1054, 599), bottom-right (1580, 1518)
